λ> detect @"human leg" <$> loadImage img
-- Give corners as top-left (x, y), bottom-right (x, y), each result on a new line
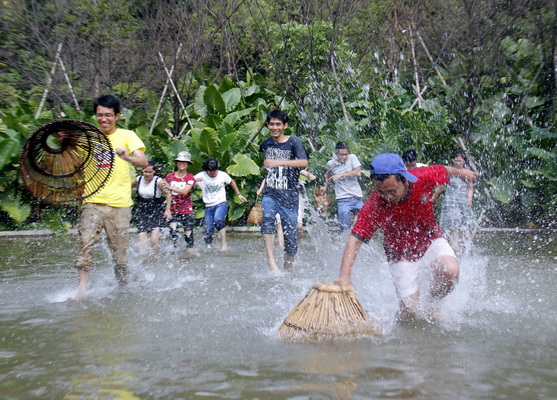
top-left (297, 194), bottom-right (304, 240)
top-left (150, 228), bottom-right (161, 254)
top-left (212, 202), bottom-right (229, 250)
top-left (105, 206), bottom-right (132, 284)
top-left (277, 205), bottom-right (298, 269)
top-left (396, 293), bottom-right (420, 323)
top-left (168, 219), bottom-right (179, 247)
top-left (138, 232), bottom-right (148, 253)
top-left (350, 198), bottom-right (364, 226)
top-left (337, 198), bottom-right (352, 232)
top-left (418, 238), bottom-right (460, 321)
top-left (276, 220), bottom-right (284, 249)
top-left (203, 205), bottom-right (216, 245)
top-left (431, 255), bottom-right (460, 300)
top-left (389, 259), bottom-right (421, 322)
top-left (73, 204), bottom-right (104, 299)
top-left (338, 197), bottom-right (363, 232)
top-left (261, 196), bottom-right (280, 273)
top-left (181, 214), bottom-right (195, 253)
top-left (70, 269), bottom-right (91, 301)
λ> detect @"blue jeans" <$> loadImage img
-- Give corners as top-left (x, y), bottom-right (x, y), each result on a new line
top-left (204, 202), bottom-right (228, 244)
top-left (261, 196), bottom-right (298, 256)
top-left (337, 197), bottom-right (363, 232)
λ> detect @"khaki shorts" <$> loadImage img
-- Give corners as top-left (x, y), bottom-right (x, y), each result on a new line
top-left (389, 238), bottom-right (456, 301)
top-left (75, 203), bottom-right (132, 271)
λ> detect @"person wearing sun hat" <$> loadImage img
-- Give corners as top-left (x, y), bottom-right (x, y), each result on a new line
top-left (334, 153), bottom-right (477, 323)
top-left (160, 151), bottom-right (197, 252)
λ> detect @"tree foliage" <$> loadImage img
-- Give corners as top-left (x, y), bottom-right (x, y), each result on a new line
top-left (0, 0), bottom-right (556, 228)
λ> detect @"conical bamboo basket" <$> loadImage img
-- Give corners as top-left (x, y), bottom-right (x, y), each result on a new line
top-left (19, 119), bottom-right (114, 204)
top-left (279, 282), bottom-right (381, 340)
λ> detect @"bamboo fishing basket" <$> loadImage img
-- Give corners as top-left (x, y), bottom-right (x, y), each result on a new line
top-left (19, 119), bottom-right (114, 204)
top-left (247, 195), bottom-right (263, 225)
top-left (314, 188), bottom-right (333, 213)
top-left (279, 282), bottom-right (381, 340)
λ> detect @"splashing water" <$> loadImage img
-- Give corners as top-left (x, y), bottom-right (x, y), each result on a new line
top-left (0, 229), bottom-right (555, 399)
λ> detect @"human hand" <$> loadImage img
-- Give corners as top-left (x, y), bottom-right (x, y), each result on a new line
top-left (463, 169), bottom-right (477, 182)
top-left (238, 194), bottom-right (248, 203)
top-left (263, 159), bottom-right (281, 168)
top-left (55, 131), bottom-right (70, 142)
top-left (333, 276), bottom-right (353, 289)
top-left (331, 174), bottom-right (342, 182)
top-left (115, 147), bottom-right (129, 160)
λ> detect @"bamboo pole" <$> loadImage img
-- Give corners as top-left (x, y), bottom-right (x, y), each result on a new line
top-left (35, 43), bottom-right (63, 119)
top-left (415, 29), bottom-right (447, 86)
top-left (157, 51), bottom-right (193, 137)
top-left (57, 56), bottom-right (80, 112)
top-left (150, 44), bottom-right (183, 135)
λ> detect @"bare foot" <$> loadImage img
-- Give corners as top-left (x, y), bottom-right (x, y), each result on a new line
top-left (395, 309), bottom-right (416, 323)
top-left (283, 254), bottom-right (295, 270)
top-left (220, 246), bottom-right (228, 252)
top-left (67, 287), bottom-right (88, 301)
top-left (268, 259), bottom-right (281, 275)
top-left (426, 304), bottom-right (446, 323)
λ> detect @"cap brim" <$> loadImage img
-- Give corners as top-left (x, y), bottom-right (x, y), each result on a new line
top-left (403, 171), bottom-right (418, 183)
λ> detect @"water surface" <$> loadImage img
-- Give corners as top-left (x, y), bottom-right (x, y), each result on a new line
top-left (1, 229), bottom-right (555, 399)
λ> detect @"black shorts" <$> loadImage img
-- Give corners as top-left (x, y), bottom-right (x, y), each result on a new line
top-left (169, 214), bottom-right (194, 231)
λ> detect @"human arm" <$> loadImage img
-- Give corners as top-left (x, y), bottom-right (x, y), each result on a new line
top-left (256, 179), bottom-right (265, 196)
top-left (445, 166), bottom-right (477, 182)
top-left (169, 183), bottom-right (194, 196)
top-left (431, 185), bottom-right (444, 202)
top-left (164, 190), bottom-right (173, 220)
top-left (115, 148), bottom-right (148, 168)
top-left (300, 169), bottom-right (317, 181)
top-left (263, 158), bottom-right (308, 169)
top-left (230, 179), bottom-right (247, 202)
top-left (334, 235), bottom-right (364, 288)
top-left (466, 180), bottom-right (474, 207)
top-left (331, 166), bottom-right (361, 183)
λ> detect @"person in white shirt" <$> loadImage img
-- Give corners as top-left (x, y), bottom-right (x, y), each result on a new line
top-left (402, 149), bottom-right (428, 169)
top-left (195, 158), bottom-right (247, 250)
top-left (321, 141), bottom-right (364, 232)
top-left (132, 161), bottom-right (165, 254)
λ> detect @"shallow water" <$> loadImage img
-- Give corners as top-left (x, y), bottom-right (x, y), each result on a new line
top-left (0, 229), bottom-right (556, 399)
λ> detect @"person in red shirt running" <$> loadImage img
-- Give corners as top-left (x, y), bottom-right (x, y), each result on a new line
top-left (335, 153), bottom-right (477, 323)
top-left (160, 151), bottom-right (196, 253)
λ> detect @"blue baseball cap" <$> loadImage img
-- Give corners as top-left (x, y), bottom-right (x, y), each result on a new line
top-left (370, 153), bottom-right (418, 183)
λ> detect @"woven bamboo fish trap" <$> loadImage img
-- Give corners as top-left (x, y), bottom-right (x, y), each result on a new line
top-left (247, 195), bottom-right (263, 225)
top-left (247, 204), bottom-right (263, 225)
top-left (19, 119), bottom-right (114, 204)
top-left (279, 282), bottom-right (381, 340)
top-left (314, 188), bottom-right (333, 213)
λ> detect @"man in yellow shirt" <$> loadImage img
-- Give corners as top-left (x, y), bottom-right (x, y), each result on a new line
top-left (71, 94), bottom-right (147, 300)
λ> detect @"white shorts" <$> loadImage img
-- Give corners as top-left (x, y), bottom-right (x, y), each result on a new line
top-left (389, 238), bottom-right (456, 301)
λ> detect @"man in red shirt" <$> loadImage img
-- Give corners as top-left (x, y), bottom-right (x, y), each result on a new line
top-left (335, 153), bottom-right (477, 322)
